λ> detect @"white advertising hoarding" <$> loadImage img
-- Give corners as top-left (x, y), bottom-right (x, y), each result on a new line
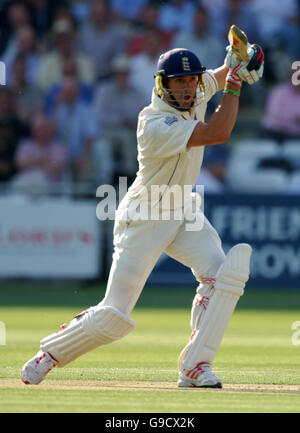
top-left (0, 197), bottom-right (101, 278)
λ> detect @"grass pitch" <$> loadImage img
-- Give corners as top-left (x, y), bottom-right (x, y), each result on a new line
top-left (0, 283), bottom-right (300, 413)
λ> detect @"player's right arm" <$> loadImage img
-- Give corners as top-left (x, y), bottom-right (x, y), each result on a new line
top-left (187, 74), bottom-right (241, 148)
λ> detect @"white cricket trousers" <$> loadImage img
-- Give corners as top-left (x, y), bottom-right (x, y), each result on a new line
top-left (99, 209), bottom-right (226, 316)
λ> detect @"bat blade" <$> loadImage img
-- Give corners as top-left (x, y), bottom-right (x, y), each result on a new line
top-left (228, 25), bottom-right (249, 62)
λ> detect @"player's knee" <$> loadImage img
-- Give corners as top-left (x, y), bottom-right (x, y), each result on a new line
top-left (214, 243), bottom-right (252, 296)
top-left (193, 254), bottom-right (225, 284)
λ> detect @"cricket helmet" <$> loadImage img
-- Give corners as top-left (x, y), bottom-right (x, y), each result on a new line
top-left (154, 48), bottom-right (206, 111)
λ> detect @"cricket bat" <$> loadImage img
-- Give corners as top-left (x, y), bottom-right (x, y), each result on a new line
top-left (228, 25), bottom-right (249, 62)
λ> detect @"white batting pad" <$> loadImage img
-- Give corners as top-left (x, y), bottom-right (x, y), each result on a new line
top-left (40, 306), bottom-right (136, 367)
top-left (180, 243), bottom-right (252, 370)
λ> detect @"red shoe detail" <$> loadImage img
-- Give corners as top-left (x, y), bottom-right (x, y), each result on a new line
top-left (186, 362), bottom-right (211, 379)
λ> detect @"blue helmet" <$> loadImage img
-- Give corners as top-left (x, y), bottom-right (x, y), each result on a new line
top-left (154, 48), bottom-right (206, 111)
top-left (155, 48), bottom-right (206, 79)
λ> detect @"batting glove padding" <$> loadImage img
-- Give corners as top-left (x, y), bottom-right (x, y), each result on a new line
top-left (226, 63), bottom-right (243, 89)
top-left (225, 43), bottom-right (264, 85)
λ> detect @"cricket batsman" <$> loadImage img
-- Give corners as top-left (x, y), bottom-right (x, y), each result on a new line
top-left (22, 26), bottom-right (264, 388)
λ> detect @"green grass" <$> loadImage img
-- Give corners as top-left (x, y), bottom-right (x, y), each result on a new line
top-left (0, 283), bottom-right (300, 413)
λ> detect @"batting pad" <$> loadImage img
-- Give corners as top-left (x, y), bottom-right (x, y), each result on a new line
top-left (40, 306), bottom-right (136, 367)
top-left (180, 243), bottom-right (252, 370)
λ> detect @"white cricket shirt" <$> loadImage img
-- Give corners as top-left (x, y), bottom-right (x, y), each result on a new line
top-left (119, 70), bottom-right (218, 215)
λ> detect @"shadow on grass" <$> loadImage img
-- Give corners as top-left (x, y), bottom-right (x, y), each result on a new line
top-left (0, 281), bottom-right (300, 311)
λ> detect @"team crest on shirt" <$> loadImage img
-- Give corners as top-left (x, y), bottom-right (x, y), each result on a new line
top-left (164, 116), bottom-right (178, 126)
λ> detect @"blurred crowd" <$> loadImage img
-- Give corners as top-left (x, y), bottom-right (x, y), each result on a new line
top-left (0, 0), bottom-right (299, 196)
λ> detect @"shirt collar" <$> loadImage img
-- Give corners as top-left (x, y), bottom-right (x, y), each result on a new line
top-left (151, 88), bottom-right (195, 119)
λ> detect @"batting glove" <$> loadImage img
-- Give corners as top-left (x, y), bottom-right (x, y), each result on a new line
top-left (226, 63), bottom-right (243, 89)
top-left (225, 43), bottom-right (264, 85)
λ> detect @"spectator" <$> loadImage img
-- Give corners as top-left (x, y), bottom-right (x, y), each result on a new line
top-left (45, 56), bottom-right (94, 115)
top-left (251, 0), bottom-right (299, 58)
top-left (10, 54), bottom-right (44, 123)
top-left (51, 2), bottom-right (78, 31)
top-left (208, 0), bottom-right (259, 44)
top-left (12, 113), bottom-right (67, 194)
top-left (261, 71), bottom-right (300, 142)
top-left (51, 76), bottom-right (100, 187)
top-left (158, 0), bottom-right (196, 33)
top-left (24, 0), bottom-right (66, 37)
top-left (77, 0), bottom-right (128, 80)
top-left (171, 5), bottom-right (224, 70)
top-left (70, 1), bottom-right (91, 24)
top-left (126, 1), bottom-right (173, 56)
top-left (5, 25), bottom-right (41, 86)
top-left (110, 0), bottom-right (149, 22)
top-left (1, 2), bottom-right (32, 63)
top-left (0, 87), bottom-right (29, 141)
top-left (0, 0), bottom-right (12, 55)
top-left (201, 0), bottom-right (230, 11)
top-left (94, 54), bottom-right (146, 180)
top-left (0, 119), bottom-right (18, 184)
top-left (37, 18), bottom-right (95, 91)
top-left (129, 30), bottom-right (165, 102)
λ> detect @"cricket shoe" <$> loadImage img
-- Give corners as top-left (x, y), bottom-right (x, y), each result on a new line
top-left (178, 362), bottom-right (222, 388)
top-left (21, 350), bottom-right (58, 385)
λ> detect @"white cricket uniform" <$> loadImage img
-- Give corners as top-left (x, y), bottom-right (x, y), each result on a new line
top-left (99, 70), bottom-right (226, 315)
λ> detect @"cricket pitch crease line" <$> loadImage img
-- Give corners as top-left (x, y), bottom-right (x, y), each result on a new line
top-left (0, 379), bottom-right (300, 394)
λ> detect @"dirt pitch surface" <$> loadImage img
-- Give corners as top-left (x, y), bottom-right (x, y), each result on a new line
top-left (1, 379), bottom-right (300, 394)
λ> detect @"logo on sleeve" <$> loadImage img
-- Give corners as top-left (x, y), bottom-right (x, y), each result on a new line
top-left (164, 116), bottom-right (178, 126)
